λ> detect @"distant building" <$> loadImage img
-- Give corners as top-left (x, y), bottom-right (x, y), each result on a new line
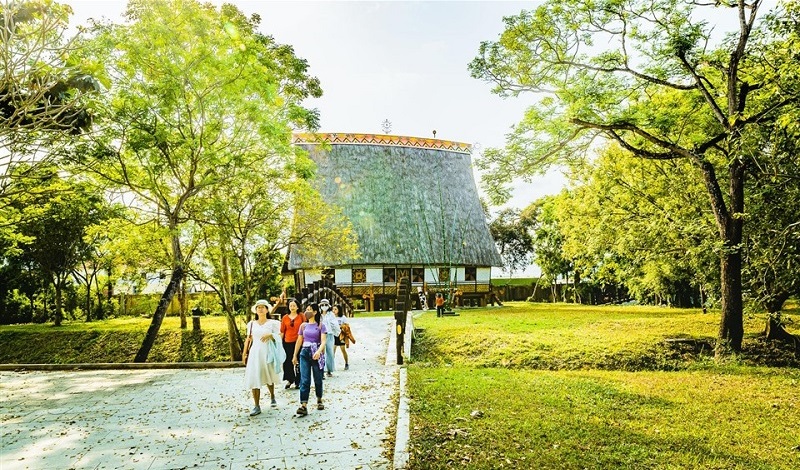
top-left (288, 133), bottom-right (502, 310)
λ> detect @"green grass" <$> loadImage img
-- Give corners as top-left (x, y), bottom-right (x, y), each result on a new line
top-left (412, 302), bottom-right (798, 370)
top-left (408, 367), bottom-right (800, 469)
top-left (0, 312), bottom-right (393, 364)
top-left (0, 316), bottom-right (233, 363)
top-left (407, 302), bottom-right (800, 469)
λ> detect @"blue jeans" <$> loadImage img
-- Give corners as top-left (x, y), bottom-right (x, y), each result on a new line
top-left (325, 334), bottom-right (336, 373)
top-left (299, 347), bottom-right (323, 403)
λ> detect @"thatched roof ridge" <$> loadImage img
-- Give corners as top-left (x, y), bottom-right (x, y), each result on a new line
top-left (289, 140), bottom-right (502, 269)
top-left (292, 132), bottom-right (472, 154)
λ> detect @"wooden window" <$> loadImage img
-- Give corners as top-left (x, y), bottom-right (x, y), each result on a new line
top-left (352, 268), bottom-right (366, 283)
top-left (397, 268), bottom-right (410, 282)
top-left (322, 268), bottom-right (335, 282)
top-left (465, 266), bottom-right (477, 282)
top-left (438, 267), bottom-right (450, 282)
top-left (412, 267), bottom-right (424, 283)
top-left (383, 267), bottom-right (396, 283)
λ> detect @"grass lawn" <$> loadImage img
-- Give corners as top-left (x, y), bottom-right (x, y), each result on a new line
top-left (0, 315), bottom-right (233, 363)
top-left (407, 302), bottom-right (800, 469)
top-left (0, 311), bottom-right (395, 364)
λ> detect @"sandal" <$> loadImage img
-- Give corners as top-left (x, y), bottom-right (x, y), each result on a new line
top-left (317, 401), bottom-right (324, 410)
top-left (296, 405), bottom-right (308, 416)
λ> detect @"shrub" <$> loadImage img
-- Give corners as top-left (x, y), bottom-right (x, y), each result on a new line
top-left (1, 289), bottom-right (33, 324)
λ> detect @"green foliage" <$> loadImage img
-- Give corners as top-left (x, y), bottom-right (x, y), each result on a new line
top-left (1, 163), bottom-right (118, 324)
top-left (489, 208), bottom-right (534, 274)
top-left (76, 0), bottom-right (325, 267)
top-left (1, 289), bottom-right (33, 324)
top-left (471, 0), bottom-right (800, 350)
top-left (553, 144), bottom-right (718, 305)
top-left (524, 196), bottom-right (572, 285)
top-left (59, 0), bottom-right (330, 358)
top-left (0, 0), bottom-right (98, 144)
top-left (470, 0), bottom-right (798, 201)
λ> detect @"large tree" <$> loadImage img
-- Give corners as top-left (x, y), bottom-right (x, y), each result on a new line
top-left (555, 144), bottom-right (719, 306)
top-left (524, 196), bottom-right (573, 302)
top-left (78, 0), bottom-right (322, 362)
top-left (191, 165), bottom-right (356, 360)
top-left (471, 0), bottom-right (800, 355)
top-left (489, 208), bottom-right (534, 275)
top-left (742, 123), bottom-right (800, 348)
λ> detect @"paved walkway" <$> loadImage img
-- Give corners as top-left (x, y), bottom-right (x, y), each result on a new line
top-left (0, 317), bottom-right (400, 470)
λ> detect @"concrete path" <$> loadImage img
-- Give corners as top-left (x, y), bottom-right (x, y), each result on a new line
top-left (0, 317), bottom-right (400, 470)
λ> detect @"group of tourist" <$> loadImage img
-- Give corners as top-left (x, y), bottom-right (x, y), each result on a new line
top-left (242, 295), bottom-right (355, 417)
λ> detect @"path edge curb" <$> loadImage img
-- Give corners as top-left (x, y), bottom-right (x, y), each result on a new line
top-left (0, 361), bottom-right (242, 371)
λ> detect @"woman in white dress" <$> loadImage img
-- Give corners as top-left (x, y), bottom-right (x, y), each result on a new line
top-left (243, 299), bottom-right (283, 416)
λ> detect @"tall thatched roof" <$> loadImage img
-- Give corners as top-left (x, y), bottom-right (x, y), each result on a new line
top-left (288, 133), bottom-right (502, 269)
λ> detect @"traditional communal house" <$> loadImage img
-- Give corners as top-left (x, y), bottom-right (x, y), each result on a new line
top-left (288, 133), bottom-right (502, 311)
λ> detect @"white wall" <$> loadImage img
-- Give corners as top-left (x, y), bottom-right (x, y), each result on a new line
top-left (326, 266), bottom-right (494, 284)
top-left (305, 270), bottom-right (322, 284)
top-left (335, 268), bottom-right (352, 284)
top-left (366, 267), bottom-right (383, 283)
top-left (425, 267), bottom-right (438, 283)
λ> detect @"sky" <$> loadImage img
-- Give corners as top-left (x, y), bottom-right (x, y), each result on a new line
top-left (62, 1), bottom-right (762, 278)
top-left (65, 0), bottom-right (563, 213)
top-left (66, 0), bottom-right (560, 277)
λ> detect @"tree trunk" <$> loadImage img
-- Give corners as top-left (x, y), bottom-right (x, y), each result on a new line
top-left (762, 294), bottom-right (799, 356)
top-left (699, 285), bottom-right (707, 314)
top-left (573, 269), bottom-right (580, 304)
top-left (226, 310), bottom-right (243, 361)
top-left (79, 270), bottom-right (92, 322)
top-left (73, 268), bottom-right (92, 321)
top-left (700, 160), bottom-right (745, 357)
top-left (720, 161), bottom-right (745, 355)
top-left (220, 250), bottom-right (243, 360)
top-left (134, 265), bottom-right (184, 362)
top-left (717, 250), bottom-right (744, 354)
top-left (179, 278), bottom-right (187, 329)
top-left (94, 273), bottom-right (104, 320)
top-left (237, 253), bottom-right (253, 319)
top-left (54, 278), bottom-right (63, 326)
top-left (765, 316), bottom-right (800, 356)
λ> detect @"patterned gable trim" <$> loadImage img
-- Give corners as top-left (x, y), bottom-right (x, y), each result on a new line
top-left (293, 133), bottom-right (472, 154)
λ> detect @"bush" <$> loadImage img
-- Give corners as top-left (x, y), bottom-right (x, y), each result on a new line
top-left (1, 289), bottom-right (34, 324)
